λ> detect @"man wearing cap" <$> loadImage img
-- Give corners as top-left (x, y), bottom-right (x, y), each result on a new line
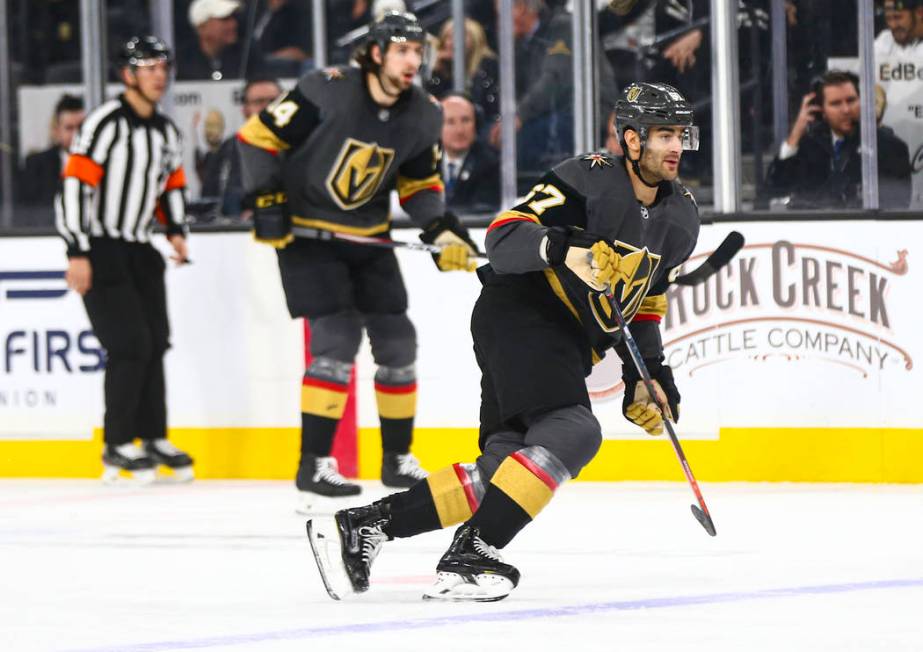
top-left (875, 0), bottom-right (923, 207)
top-left (177, 0), bottom-right (263, 80)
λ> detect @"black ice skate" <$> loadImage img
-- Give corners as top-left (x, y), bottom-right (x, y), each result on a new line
top-left (296, 455), bottom-right (361, 514)
top-left (143, 439), bottom-right (194, 482)
top-left (381, 452), bottom-right (428, 488)
top-left (306, 501), bottom-right (392, 600)
top-left (422, 524), bottom-right (520, 602)
top-left (101, 443), bottom-right (156, 485)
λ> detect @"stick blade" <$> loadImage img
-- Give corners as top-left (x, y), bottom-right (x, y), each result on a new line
top-left (691, 504), bottom-right (717, 536)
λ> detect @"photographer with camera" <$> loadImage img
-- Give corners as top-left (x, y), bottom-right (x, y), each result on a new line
top-left (766, 70), bottom-right (912, 209)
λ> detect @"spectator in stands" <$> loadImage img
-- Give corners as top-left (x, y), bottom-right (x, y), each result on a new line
top-left (603, 107), bottom-right (623, 156)
top-left (253, 0), bottom-right (312, 75)
top-left (193, 109), bottom-right (227, 189)
top-left (203, 77), bottom-right (283, 217)
top-left (20, 94), bottom-right (85, 209)
top-left (489, 0), bottom-right (618, 174)
top-left (878, 0), bottom-right (923, 48)
top-left (441, 92), bottom-right (500, 212)
top-left (177, 0), bottom-right (263, 80)
top-left (766, 70), bottom-right (912, 209)
top-left (425, 18), bottom-right (500, 125)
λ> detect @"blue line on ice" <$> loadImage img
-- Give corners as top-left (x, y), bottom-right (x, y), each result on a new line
top-left (67, 577), bottom-right (923, 651)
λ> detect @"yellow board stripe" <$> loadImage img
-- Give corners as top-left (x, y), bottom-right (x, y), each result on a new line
top-left (301, 384), bottom-right (348, 419)
top-left (396, 173), bottom-right (444, 200)
top-left (490, 455), bottom-right (554, 519)
top-left (375, 389), bottom-right (417, 420)
top-left (237, 115), bottom-right (290, 152)
top-left (426, 465), bottom-right (473, 527)
top-left (291, 215), bottom-right (390, 236)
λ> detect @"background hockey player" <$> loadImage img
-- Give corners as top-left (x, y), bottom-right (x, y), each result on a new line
top-left (56, 36), bottom-right (194, 484)
top-left (307, 82), bottom-right (701, 602)
top-left (237, 12), bottom-right (479, 507)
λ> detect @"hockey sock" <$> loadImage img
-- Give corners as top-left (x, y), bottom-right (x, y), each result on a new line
top-left (375, 368), bottom-right (417, 453)
top-left (300, 367), bottom-right (349, 458)
top-left (467, 446), bottom-right (571, 548)
top-left (385, 463), bottom-right (484, 538)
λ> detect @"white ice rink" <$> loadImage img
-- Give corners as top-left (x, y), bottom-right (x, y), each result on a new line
top-left (2, 479), bottom-right (921, 652)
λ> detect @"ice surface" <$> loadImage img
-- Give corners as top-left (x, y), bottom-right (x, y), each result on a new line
top-left (1, 480), bottom-right (921, 652)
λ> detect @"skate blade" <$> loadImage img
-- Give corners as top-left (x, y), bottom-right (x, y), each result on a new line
top-left (422, 571), bottom-right (513, 602)
top-left (305, 519), bottom-right (353, 601)
top-left (154, 465), bottom-right (195, 484)
top-left (295, 492), bottom-right (363, 516)
top-left (101, 466), bottom-right (156, 487)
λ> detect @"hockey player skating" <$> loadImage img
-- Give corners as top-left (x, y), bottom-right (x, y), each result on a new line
top-left (56, 36), bottom-right (194, 484)
top-left (237, 12), bottom-right (479, 509)
top-left (306, 82), bottom-right (702, 601)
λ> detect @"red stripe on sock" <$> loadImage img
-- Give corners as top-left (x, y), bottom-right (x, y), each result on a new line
top-left (453, 463), bottom-right (480, 513)
top-left (510, 451), bottom-right (559, 491)
top-left (374, 382), bottom-right (417, 395)
top-left (302, 377), bottom-right (349, 392)
top-left (632, 313), bottom-right (662, 323)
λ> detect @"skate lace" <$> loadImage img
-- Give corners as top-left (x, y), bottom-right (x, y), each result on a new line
top-left (149, 439), bottom-right (183, 456)
top-left (357, 523), bottom-right (388, 567)
top-left (396, 453), bottom-right (428, 480)
top-left (314, 457), bottom-right (349, 485)
top-left (473, 535), bottom-right (503, 562)
top-left (113, 443), bottom-right (147, 460)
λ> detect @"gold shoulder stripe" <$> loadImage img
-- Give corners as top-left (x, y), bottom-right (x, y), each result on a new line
top-left (237, 115), bottom-right (290, 153)
top-left (397, 173), bottom-right (444, 200)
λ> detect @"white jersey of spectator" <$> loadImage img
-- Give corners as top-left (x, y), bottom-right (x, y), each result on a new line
top-left (875, 29), bottom-right (923, 208)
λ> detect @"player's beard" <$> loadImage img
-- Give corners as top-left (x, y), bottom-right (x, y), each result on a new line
top-left (381, 69), bottom-right (412, 95)
top-left (641, 151), bottom-right (678, 183)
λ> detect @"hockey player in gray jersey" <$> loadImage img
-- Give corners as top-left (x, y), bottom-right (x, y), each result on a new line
top-left (307, 83), bottom-right (701, 601)
top-left (237, 11), bottom-right (479, 508)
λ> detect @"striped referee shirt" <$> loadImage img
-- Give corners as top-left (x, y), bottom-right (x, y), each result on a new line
top-left (56, 94), bottom-right (188, 257)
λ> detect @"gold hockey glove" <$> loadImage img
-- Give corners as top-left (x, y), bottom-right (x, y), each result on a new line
top-left (622, 362), bottom-right (680, 436)
top-left (562, 239), bottom-right (632, 291)
top-left (420, 213), bottom-right (480, 272)
top-left (250, 190), bottom-right (293, 249)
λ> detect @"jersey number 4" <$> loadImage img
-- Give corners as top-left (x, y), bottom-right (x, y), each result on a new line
top-left (267, 98), bottom-right (299, 128)
top-left (523, 183), bottom-right (566, 215)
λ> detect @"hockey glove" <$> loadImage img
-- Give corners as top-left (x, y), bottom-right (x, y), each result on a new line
top-left (545, 229), bottom-right (632, 291)
top-left (420, 212), bottom-right (480, 272)
top-left (622, 361), bottom-right (680, 436)
top-left (250, 190), bottom-right (293, 249)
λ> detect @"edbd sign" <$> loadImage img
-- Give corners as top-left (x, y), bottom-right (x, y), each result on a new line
top-left (663, 240), bottom-right (912, 379)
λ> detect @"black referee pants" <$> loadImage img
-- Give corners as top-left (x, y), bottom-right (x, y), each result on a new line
top-left (82, 238), bottom-right (171, 447)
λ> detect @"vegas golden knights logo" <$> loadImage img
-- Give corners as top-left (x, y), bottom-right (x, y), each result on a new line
top-left (325, 138), bottom-right (396, 210)
top-left (588, 241), bottom-right (661, 332)
top-left (626, 85), bottom-right (642, 103)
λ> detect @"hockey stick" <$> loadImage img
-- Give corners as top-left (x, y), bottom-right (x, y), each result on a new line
top-left (292, 227), bottom-right (743, 289)
top-left (673, 231), bottom-right (745, 286)
top-left (292, 226), bottom-right (488, 258)
top-left (605, 290), bottom-right (717, 537)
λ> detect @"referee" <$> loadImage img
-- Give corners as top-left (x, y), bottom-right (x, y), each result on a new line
top-left (56, 35), bottom-right (195, 484)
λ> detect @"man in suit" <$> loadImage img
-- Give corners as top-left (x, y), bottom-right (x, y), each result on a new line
top-left (766, 70), bottom-right (912, 209)
top-left (20, 94), bottom-right (85, 212)
top-left (441, 92), bottom-right (500, 212)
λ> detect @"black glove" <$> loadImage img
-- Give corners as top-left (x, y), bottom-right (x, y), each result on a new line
top-left (249, 190), bottom-right (292, 248)
top-left (621, 359), bottom-right (680, 436)
top-left (420, 212), bottom-right (480, 272)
